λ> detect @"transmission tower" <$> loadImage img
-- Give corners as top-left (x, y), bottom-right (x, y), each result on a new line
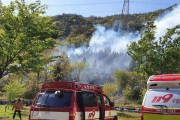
top-left (122, 0), bottom-right (129, 15)
top-left (122, 0), bottom-right (129, 31)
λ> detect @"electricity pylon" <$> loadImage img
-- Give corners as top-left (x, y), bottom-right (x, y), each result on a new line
top-left (122, 0), bottom-right (129, 15)
top-left (122, 0), bottom-right (129, 31)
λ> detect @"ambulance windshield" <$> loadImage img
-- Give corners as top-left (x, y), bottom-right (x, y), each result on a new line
top-left (34, 91), bottom-right (72, 108)
top-left (144, 89), bottom-right (180, 108)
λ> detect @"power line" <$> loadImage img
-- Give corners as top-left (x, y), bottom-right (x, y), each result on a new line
top-left (46, 1), bottom-right (179, 16)
top-left (67, 9), bottom-right (122, 15)
top-left (47, 1), bottom-right (179, 7)
top-left (48, 1), bottom-right (123, 7)
top-left (131, 1), bottom-right (179, 6)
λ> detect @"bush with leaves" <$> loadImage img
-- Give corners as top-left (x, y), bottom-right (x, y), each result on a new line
top-left (103, 82), bottom-right (118, 99)
top-left (23, 73), bottom-right (41, 99)
top-left (3, 75), bottom-right (25, 102)
top-left (114, 69), bottom-right (146, 102)
top-left (70, 61), bottom-right (86, 82)
top-left (53, 52), bottom-right (72, 81)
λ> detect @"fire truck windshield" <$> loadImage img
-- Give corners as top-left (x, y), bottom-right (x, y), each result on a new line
top-left (34, 91), bottom-right (72, 108)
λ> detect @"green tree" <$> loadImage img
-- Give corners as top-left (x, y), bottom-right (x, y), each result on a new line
top-left (103, 82), bottom-right (118, 99)
top-left (71, 61), bottom-right (86, 82)
top-left (23, 72), bottom-right (41, 99)
top-left (53, 51), bottom-right (72, 81)
top-left (122, 84), bottom-right (133, 100)
top-left (114, 70), bottom-right (131, 92)
top-left (0, 0), bottom-right (60, 79)
top-left (3, 75), bottom-right (25, 102)
top-left (127, 21), bottom-right (180, 76)
top-left (114, 69), bottom-right (146, 102)
top-left (127, 59), bottom-right (137, 72)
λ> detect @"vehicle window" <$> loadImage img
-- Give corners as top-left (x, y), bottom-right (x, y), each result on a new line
top-left (144, 89), bottom-right (180, 108)
top-left (97, 95), bottom-right (102, 107)
top-left (82, 92), bottom-right (97, 107)
top-left (34, 91), bottom-right (72, 108)
top-left (76, 92), bottom-right (84, 109)
top-left (103, 95), bottom-right (110, 106)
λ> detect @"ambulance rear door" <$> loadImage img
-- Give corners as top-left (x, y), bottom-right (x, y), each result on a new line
top-left (143, 88), bottom-right (180, 120)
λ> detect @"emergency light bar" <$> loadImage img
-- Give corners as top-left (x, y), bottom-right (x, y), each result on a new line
top-left (42, 81), bottom-right (73, 89)
top-left (147, 74), bottom-right (180, 89)
top-left (41, 81), bottom-right (102, 92)
top-left (149, 74), bottom-right (180, 81)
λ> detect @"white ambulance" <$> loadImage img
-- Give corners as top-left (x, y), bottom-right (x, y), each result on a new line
top-left (141, 74), bottom-right (180, 120)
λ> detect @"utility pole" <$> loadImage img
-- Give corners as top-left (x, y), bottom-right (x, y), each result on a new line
top-left (122, 0), bottom-right (129, 31)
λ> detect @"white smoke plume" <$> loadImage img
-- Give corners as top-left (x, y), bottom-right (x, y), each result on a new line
top-left (89, 25), bottom-right (139, 54)
top-left (58, 5), bottom-right (180, 84)
top-left (155, 5), bottom-right (180, 39)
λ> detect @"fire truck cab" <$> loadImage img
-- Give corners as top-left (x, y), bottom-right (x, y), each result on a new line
top-left (29, 81), bottom-right (117, 120)
top-left (141, 74), bottom-right (180, 120)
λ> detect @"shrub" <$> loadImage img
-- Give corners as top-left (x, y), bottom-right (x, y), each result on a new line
top-left (103, 82), bottom-right (118, 99)
top-left (3, 76), bottom-right (25, 102)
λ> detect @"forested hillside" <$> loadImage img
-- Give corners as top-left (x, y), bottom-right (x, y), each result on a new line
top-left (52, 5), bottom-right (176, 47)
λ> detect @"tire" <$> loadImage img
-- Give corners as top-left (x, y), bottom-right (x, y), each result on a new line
top-left (113, 116), bottom-right (117, 120)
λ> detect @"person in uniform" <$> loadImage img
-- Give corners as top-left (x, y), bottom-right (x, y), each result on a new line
top-left (12, 98), bottom-right (23, 120)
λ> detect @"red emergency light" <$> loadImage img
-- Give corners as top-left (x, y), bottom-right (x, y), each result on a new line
top-left (42, 81), bottom-right (73, 89)
top-left (149, 74), bottom-right (180, 81)
top-left (41, 81), bottom-right (103, 92)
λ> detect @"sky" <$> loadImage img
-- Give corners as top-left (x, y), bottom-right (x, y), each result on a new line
top-left (1, 0), bottom-right (180, 17)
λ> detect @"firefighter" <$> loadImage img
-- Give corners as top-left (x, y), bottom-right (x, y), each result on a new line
top-left (12, 98), bottom-right (23, 120)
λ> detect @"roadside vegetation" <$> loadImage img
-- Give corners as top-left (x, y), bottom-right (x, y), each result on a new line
top-left (0, 105), bottom-right (29, 120)
top-left (118, 112), bottom-right (140, 120)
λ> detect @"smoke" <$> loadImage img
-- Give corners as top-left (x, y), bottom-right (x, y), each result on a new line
top-left (61, 25), bottom-right (139, 84)
top-left (155, 5), bottom-right (180, 39)
top-left (89, 25), bottom-right (139, 54)
top-left (57, 5), bottom-right (180, 84)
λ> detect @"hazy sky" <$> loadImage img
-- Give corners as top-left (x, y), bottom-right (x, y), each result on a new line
top-left (1, 0), bottom-right (180, 17)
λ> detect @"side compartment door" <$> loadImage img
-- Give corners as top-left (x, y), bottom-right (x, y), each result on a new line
top-left (82, 91), bottom-right (100, 120)
top-left (103, 95), bottom-right (116, 120)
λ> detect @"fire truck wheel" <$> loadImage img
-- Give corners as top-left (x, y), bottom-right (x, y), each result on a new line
top-left (113, 116), bottom-right (117, 120)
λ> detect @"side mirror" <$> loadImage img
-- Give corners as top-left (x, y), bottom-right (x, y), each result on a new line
top-left (110, 102), bottom-right (115, 107)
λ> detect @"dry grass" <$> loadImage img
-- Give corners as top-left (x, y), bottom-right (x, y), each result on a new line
top-left (118, 112), bottom-right (141, 120)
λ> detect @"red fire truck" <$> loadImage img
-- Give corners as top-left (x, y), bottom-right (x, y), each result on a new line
top-left (29, 81), bottom-right (117, 120)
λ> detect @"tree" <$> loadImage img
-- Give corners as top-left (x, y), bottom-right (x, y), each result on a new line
top-left (0, 0), bottom-right (60, 79)
top-left (23, 72), bottom-right (41, 99)
top-left (71, 61), bottom-right (86, 82)
top-left (53, 51), bottom-right (72, 81)
top-left (103, 82), bottom-right (118, 99)
top-left (3, 75), bottom-right (25, 102)
top-left (114, 70), bottom-right (131, 92)
top-left (127, 21), bottom-right (180, 76)
top-left (127, 59), bottom-right (137, 72)
top-left (114, 69), bottom-right (146, 102)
